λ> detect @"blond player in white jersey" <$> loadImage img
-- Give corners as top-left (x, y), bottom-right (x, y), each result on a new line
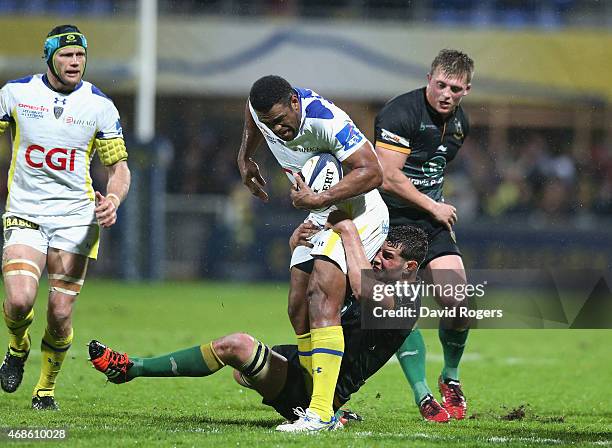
top-left (0, 25), bottom-right (130, 410)
top-left (237, 75), bottom-right (388, 432)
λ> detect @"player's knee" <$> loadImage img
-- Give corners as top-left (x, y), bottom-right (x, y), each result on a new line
top-left (307, 285), bottom-right (338, 325)
top-left (47, 300), bottom-right (74, 324)
top-left (436, 292), bottom-right (467, 309)
top-left (49, 307), bottom-right (72, 326)
top-left (213, 333), bottom-right (253, 364)
top-left (232, 369), bottom-right (253, 388)
top-left (4, 297), bottom-right (33, 318)
top-left (5, 287), bottom-right (36, 315)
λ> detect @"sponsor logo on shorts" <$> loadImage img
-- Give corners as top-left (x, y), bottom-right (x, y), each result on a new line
top-left (3, 216), bottom-right (40, 230)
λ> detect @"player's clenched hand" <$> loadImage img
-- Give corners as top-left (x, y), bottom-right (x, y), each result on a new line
top-left (326, 210), bottom-right (352, 233)
top-left (239, 159), bottom-right (269, 202)
top-left (291, 174), bottom-right (322, 210)
top-left (289, 220), bottom-right (320, 250)
top-left (430, 202), bottom-right (457, 231)
top-left (95, 191), bottom-right (119, 228)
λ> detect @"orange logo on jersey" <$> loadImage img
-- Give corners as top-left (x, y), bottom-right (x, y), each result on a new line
top-left (25, 145), bottom-right (76, 171)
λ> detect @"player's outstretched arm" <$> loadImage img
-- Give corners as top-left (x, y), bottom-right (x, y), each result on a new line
top-left (237, 101), bottom-right (268, 202)
top-left (291, 141), bottom-right (382, 210)
top-left (95, 161), bottom-right (130, 228)
top-left (376, 145), bottom-right (457, 230)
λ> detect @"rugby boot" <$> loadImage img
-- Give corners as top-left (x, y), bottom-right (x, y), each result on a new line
top-left (32, 391), bottom-right (59, 411)
top-left (88, 340), bottom-right (133, 384)
top-left (418, 394), bottom-right (450, 422)
top-left (276, 407), bottom-right (338, 432)
top-left (335, 408), bottom-right (363, 427)
top-left (0, 341), bottom-right (29, 393)
top-left (438, 376), bottom-right (467, 420)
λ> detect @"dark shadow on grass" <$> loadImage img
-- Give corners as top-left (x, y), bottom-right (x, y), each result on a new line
top-left (161, 415), bottom-right (281, 429)
top-left (88, 409), bottom-right (281, 429)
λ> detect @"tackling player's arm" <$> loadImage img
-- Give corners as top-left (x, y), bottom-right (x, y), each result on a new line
top-left (328, 212), bottom-right (394, 309)
top-left (237, 101), bottom-right (268, 202)
top-left (291, 141), bottom-right (382, 210)
top-left (94, 137), bottom-right (130, 228)
top-left (288, 220), bottom-right (320, 252)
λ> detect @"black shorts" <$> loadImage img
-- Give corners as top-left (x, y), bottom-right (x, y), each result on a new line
top-left (262, 326), bottom-right (413, 419)
top-left (389, 209), bottom-right (461, 266)
top-left (261, 345), bottom-right (309, 421)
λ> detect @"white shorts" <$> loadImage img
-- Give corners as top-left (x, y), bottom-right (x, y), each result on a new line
top-left (290, 190), bottom-right (389, 274)
top-left (2, 214), bottom-right (100, 259)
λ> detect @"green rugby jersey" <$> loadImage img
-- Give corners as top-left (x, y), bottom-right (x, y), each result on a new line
top-left (375, 87), bottom-right (470, 220)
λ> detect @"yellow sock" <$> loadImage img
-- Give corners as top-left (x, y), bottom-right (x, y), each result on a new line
top-left (33, 327), bottom-right (73, 397)
top-left (3, 305), bottom-right (33, 357)
top-left (309, 326), bottom-right (344, 421)
top-left (297, 333), bottom-right (313, 394)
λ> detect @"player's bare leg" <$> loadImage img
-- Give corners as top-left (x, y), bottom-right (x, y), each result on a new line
top-left (31, 249), bottom-right (87, 410)
top-left (425, 254), bottom-right (469, 419)
top-left (215, 334), bottom-right (288, 400)
top-left (288, 267), bottom-right (310, 335)
top-left (88, 332), bottom-right (346, 430)
top-left (89, 332), bottom-right (288, 402)
top-left (288, 266), bottom-right (312, 389)
top-left (1, 245), bottom-right (46, 394)
top-left (277, 258), bottom-right (346, 432)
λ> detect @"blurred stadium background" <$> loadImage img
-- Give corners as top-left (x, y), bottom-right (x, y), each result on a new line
top-left (0, 0), bottom-right (611, 282)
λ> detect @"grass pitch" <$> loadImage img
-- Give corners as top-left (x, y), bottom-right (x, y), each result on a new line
top-left (1, 280), bottom-right (611, 447)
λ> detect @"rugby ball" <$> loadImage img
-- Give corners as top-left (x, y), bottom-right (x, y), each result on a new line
top-left (298, 153), bottom-right (343, 213)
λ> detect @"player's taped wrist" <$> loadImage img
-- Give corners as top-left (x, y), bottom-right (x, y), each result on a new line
top-left (106, 193), bottom-right (120, 208)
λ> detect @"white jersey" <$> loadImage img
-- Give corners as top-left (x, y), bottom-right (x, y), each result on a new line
top-left (0, 74), bottom-right (123, 225)
top-left (250, 87), bottom-right (368, 181)
top-left (249, 87), bottom-right (386, 218)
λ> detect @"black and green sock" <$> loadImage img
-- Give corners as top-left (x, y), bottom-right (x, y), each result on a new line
top-left (128, 343), bottom-right (224, 380)
top-left (438, 328), bottom-right (469, 381)
top-left (396, 329), bottom-right (432, 405)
